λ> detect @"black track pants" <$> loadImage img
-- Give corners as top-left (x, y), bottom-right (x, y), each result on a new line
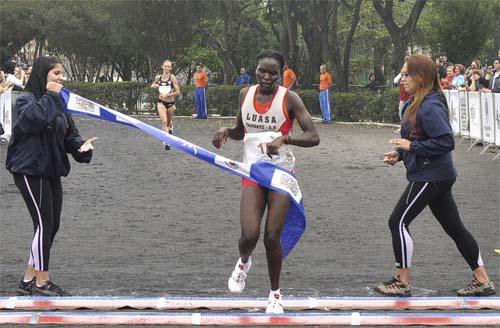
top-left (388, 178), bottom-right (483, 270)
top-left (13, 174), bottom-right (63, 271)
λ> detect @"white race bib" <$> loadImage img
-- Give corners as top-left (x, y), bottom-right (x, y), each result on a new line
top-left (243, 131), bottom-right (295, 170)
top-left (159, 85), bottom-right (171, 96)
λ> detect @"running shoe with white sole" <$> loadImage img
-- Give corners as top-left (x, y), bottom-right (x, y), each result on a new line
top-left (266, 290), bottom-right (284, 314)
top-left (228, 257), bottom-right (251, 293)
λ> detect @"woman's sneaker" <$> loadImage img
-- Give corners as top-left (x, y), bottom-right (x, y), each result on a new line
top-left (457, 276), bottom-right (496, 296)
top-left (374, 277), bottom-right (411, 297)
top-left (17, 278), bottom-right (36, 296)
top-left (228, 257), bottom-right (251, 293)
top-left (266, 291), bottom-right (284, 314)
top-left (32, 281), bottom-right (70, 296)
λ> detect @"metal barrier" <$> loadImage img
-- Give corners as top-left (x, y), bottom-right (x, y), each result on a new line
top-left (444, 90), bottom-right (500, 159)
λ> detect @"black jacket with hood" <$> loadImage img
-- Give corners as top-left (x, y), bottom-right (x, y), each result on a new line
top-left (6, 91), bottom-right (92, 178)
top-left (399, 91), bottom-right (456, 182)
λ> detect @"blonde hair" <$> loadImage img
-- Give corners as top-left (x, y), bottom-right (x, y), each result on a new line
top-left (404, 55), bottom-right (443, 128)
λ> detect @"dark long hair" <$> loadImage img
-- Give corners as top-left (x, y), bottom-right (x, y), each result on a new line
top-left (3, 61), bottom-right (16, 74)
top-left (24, 56), bottom-right (62, 100)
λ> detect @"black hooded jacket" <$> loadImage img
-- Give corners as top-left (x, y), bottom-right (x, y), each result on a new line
top-left (399, 91), bottom-right (456, 182)
top-left (6, 91), bottom-right (92, 178)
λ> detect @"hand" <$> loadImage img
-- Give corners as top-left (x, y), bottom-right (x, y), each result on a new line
top-left (46, 81), bottom-right (63, 93)
top-left (212, 128), bottom-right (228, 149)
top-left (383, 150), bottom-right (399, 166)
top-left (265, 135), bottom-right (286, 157)
top-left (78, 137), bottom-right (98, 153)
top-left (390, 138), bottom-right (411, 151)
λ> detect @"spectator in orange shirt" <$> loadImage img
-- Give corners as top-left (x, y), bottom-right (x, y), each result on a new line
top-left (319, 64), bottom-right (333, 123)
top-left (282, 64), bottom-right (297, 90)
top-left (194, 64), bottom-right (208, 119)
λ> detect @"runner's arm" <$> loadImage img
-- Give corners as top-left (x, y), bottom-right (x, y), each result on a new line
top-left (151, 75), bottom-right (160, 89)
top-left (169, 75), bottom-right (180, 97)
top-left (285, 91), bottom-right (319, 147)
top-left (266, 91), bottom-right (319, 155)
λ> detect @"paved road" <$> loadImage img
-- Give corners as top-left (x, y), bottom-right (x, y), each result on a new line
top-left (1, 117), bottom-right (498, 300)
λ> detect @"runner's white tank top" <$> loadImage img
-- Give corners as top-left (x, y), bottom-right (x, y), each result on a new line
top-left (241, 85), bottom-right (295, 170)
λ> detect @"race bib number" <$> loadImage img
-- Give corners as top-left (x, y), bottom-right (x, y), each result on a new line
top-left (243, 131), bottom-right (295, 169)
top-left (159, 85), bottom-right (171, 96)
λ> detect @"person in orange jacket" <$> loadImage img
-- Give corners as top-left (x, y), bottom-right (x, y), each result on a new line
top-left (194, 64), bottom-right (208, 119)
top-left (319, 64), bottom-right (333, 123)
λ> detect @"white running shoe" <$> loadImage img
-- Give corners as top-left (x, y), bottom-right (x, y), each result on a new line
top-left (227, 257), bottom-right (251, 293)
top-left (266, 290), bottom-right (284, 314)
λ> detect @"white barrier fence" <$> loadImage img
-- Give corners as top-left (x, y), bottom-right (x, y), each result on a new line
top-left (0, 91), bottom-right (13, 141)
top-left (443, 90), bottom-right (499, 159)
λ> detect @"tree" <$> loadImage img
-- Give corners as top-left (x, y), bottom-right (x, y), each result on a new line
top-left (295, 0), bottom-right (330, 87)
top-left (0, 0), bottom-right (42, 64)
top-left (417, 0), bottom-right (500, 65)
top-left (372, 0), bottom-right (427, 74)
top-left (42, 1), bottom-right (111, 81)
top-left (329, 0), bottom-right (363, 91)
top-left (195, 0), bottom-right (269, 84)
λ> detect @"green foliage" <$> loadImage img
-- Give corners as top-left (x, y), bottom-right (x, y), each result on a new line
top-left (349, 55), bottom-right (372, 84)
top-left (182, 43), bottom-right (224, 80)
top-left (63, 82), bottom-right (399, 123)
top-left (15, 0), bottom-right (497, 94)
top-left (204, 85), bottom-right (242, 116)
top-left (332, 88), bottom-right (399, 123)
top-left (64, 81), bottom-right (148, 114)
top-left (0, 0), bottom-right (43, 63)
top-left (418, 0), bottom-right (500, 64)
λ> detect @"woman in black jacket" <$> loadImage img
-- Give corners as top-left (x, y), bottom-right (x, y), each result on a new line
top-left (374, 55), bottom-right (495, 297)
top-left (6, 56), bottom-right (97, 296)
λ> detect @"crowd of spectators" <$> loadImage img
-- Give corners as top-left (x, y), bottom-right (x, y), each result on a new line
top-left (0, 60), bottom-right (32, 95)
top-left (436, 54), bottom-right (500, 93)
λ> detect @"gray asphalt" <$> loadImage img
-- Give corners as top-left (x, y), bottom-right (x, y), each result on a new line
top-left (1, 117), bottom-right (498, 301)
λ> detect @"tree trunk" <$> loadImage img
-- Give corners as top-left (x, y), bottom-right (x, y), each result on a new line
top-left (320, 0), bottom-right (330, 63)
top-left (342, 0), bottom-right (363, 91)
top-left (329, 0), bottom-right (344, 91)
top-left (493, 10), bottom-right (500, 60)
top-left (372, 0), bottom-right (427, 74)
top-left (147, 55), bottom-right (153, 81)
top-left (68, 55), bottom-right (78, 81)
top-left (298, 0), bottom-right (327, 87)
top-left (35, 38), bottom-right (45, 59)
top-left (373, 37), bottom-right (390, 84)
top-left (267, 1), bottom-right (282, 47)
top-left (283, 1), bottom-right (299, 67)
top-left (329, 0), bottom-right (362, 92)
